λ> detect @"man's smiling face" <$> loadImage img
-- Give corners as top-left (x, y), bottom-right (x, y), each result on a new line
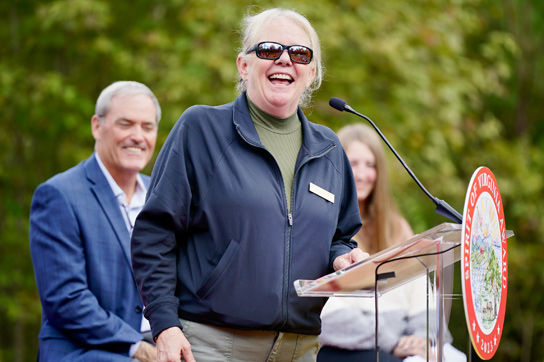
top-left (92, 93), bottom-right (157, 180)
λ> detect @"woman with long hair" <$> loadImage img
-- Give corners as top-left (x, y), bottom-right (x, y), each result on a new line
top-left (318, 124), bottom-right (466, 362)
top-left (337, 123), bottom-right (412, 255)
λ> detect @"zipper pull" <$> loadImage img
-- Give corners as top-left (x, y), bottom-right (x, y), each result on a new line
top-left (288, 213), bottom-right (293, 226)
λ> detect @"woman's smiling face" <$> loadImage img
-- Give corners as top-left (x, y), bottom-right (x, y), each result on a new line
top-left (237, 18), bottom-right (316, 118)
top-left (346, 140), bottom-right (378, 202)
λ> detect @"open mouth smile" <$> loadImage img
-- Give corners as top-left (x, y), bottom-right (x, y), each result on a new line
top-left (269, 73), bottom-right (294, 85)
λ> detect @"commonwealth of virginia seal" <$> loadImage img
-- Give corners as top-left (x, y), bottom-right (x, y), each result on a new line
top-left (461, 167), bottom-right (508, 359)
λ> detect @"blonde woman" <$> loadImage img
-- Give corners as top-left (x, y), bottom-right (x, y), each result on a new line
top-left (131, 9), bottom-right (367, 362)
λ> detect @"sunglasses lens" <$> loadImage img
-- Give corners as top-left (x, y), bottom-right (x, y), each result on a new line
top-left (289, 46), bottom-right (312, 64)
top-left (253, 42), bottom-right (312, 64)
top-left (257, 43), bottom-right (283, 59)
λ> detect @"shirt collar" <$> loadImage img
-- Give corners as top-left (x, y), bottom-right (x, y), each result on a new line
top-left (95, 152), bottom-right (146, 207)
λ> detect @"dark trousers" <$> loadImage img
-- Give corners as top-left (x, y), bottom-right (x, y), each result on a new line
top-left (317, 346), bottom-right (402, 362)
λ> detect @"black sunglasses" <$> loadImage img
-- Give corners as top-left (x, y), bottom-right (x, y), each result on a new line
top-left (246, 41), bottom-right (313, 64)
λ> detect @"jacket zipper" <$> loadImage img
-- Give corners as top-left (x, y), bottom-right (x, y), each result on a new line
top-left (237, 125), bottom-right (337, 329)
top-left (279, 143), bottom-right (337, 329)
top-left (236, 127), bottom-right (293, 327)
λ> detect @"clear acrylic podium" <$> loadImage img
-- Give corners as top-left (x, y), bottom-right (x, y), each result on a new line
top-left (295, 222), bottom-right (514, 361)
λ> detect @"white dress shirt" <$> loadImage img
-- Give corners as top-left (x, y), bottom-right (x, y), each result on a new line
top-left (95, 153), bottom-right (150, 356)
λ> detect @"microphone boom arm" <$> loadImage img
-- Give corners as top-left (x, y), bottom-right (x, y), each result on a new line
top-left (340, 102), bottom-right (463, 224)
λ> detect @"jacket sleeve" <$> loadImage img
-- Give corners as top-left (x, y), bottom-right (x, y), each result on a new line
top-left (131, 114), bottom-right (193, 339)
top-left (29, 183), bottom-right (142, 351)
top-left (328, 147), bottom-right (362, 271)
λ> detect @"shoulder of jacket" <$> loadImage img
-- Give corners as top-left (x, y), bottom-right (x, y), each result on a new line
top-left (41, 159), bottom-right (86, 187)
top-left (176, 102), bottom-right (235, 130)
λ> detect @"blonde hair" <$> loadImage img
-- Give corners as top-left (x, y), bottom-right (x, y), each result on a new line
top-left (338, 124), bottom-right (408, 253)
top-left (236, 8), bottom-right (324, 108)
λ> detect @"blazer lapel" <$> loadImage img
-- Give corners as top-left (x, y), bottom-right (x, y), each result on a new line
top-left (84, 154), bottom-right (133, 269)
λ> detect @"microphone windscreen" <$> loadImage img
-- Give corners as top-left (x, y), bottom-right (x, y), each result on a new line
top-left (329, 97), bottom-right (347, 112)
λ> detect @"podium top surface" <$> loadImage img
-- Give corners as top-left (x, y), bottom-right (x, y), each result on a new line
top-left (295, 222), bottom-right (514, 297)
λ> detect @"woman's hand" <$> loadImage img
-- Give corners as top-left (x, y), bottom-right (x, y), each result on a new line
top-left (156, 327), bottom-right (196, 362)
top-left (333, 248), bottom-right (369, 271)
top-left (393, 335), bottom-right (428, 359)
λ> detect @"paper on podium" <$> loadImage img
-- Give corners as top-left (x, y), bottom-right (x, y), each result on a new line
top-left (295, 223), bottom-right (464, 298)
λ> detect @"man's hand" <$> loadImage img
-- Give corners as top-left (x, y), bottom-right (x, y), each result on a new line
top-left (156, 327), bottom-right (195, 362)
top-left (133, 341), bottom-right (157, 362)
top-left (333, 248), bottom-right (369, 271)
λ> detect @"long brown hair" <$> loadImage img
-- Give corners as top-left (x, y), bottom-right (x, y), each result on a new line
top-left (337, 124), bottom-right (408, 254)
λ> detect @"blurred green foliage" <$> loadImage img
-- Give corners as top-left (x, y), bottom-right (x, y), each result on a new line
top-left (1, 0), bottom-right (542, 361)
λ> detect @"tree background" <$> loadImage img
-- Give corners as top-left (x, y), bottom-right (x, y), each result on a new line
top-left (1, 0), bottom-right (542, 361)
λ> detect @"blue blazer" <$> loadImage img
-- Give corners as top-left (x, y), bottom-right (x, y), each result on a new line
top-left (30, 154), bottom-right (148, 361)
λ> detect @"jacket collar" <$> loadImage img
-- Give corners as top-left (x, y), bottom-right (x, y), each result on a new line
top-left (84, 153), bottom-right (133, 268)
top-left (232, 92), bottom-right (337, 159)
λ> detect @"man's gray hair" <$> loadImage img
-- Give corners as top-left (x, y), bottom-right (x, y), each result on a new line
top-left (95, 81), bottom-right (161, 122)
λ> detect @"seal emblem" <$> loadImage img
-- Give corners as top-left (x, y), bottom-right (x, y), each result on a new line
top-left (461, 167), bottom-right (507, 359)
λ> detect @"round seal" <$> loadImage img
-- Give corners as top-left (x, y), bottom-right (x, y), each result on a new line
top-left (461, 167), bottom-right (507, 359)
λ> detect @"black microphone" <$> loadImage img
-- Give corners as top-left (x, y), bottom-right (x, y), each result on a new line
top-left (329, 97), bottom-right (463, 224)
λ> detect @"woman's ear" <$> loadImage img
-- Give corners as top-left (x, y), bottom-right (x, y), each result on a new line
top-left (236, 54), bottom-right (249, 81)
top-left (306, 65), bottom-right (316, 88)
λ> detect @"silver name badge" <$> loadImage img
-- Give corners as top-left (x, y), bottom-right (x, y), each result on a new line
top-left (309, 182), bottom-right (335, 204)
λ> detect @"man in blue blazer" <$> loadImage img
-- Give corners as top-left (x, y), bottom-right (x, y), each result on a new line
top-left (30, 81), bottom-right (160, 361)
